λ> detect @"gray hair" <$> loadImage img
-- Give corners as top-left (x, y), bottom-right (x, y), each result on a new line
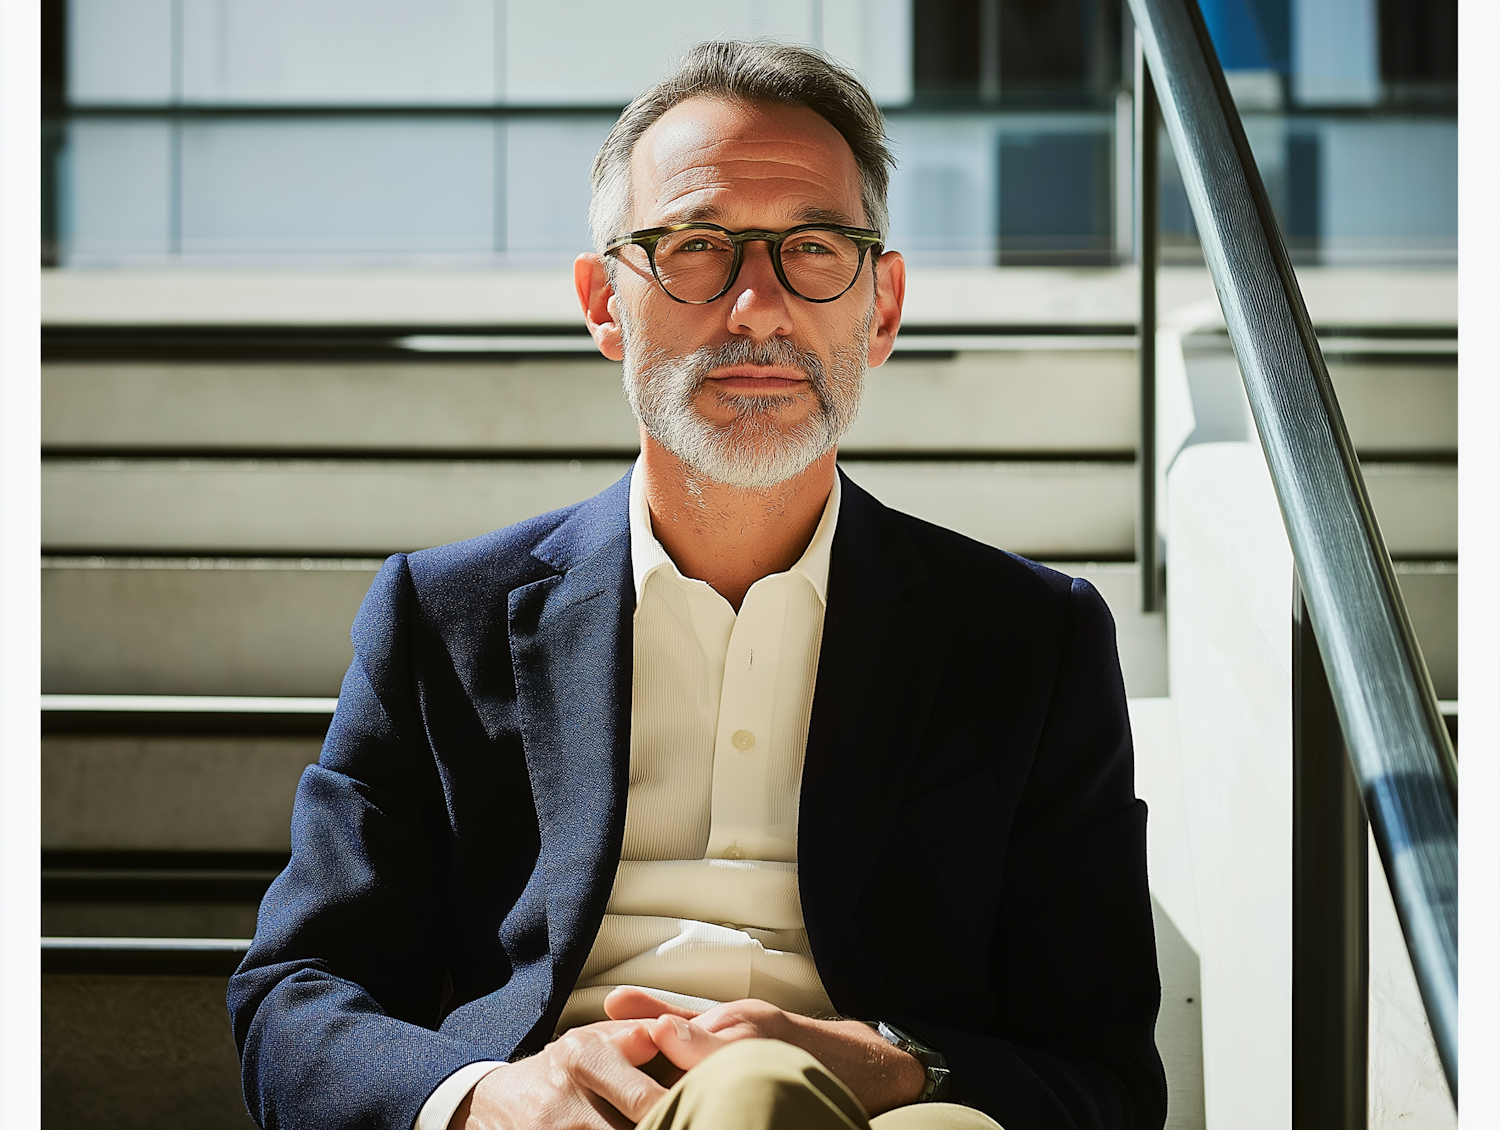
top-left (588, 40), bottom-right (895, 252)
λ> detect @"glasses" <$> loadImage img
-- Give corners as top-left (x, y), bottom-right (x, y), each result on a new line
top-left (605, 222), bottom-right (884, 304)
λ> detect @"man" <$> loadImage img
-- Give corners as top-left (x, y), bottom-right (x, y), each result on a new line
top-left (229, 41), bottom-right (1166, 1130)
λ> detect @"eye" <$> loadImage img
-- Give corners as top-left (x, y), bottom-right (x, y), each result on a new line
top-left (788, 239), bottom-right (834, 255)
top-left (679, 238), bottom-right (715, 252)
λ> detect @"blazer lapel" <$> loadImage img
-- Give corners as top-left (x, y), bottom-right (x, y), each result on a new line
top-left (506, 477), bottom-right (634, 1043)
top-left (799, 472), bottom-right (955, 1015)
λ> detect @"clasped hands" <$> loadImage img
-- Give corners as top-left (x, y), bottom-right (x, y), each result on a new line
top-left (452, 986), bottom-right (927, 1130)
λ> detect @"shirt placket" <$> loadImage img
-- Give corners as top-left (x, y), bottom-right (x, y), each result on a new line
top-left (706, 576), bottom-right (790, 862)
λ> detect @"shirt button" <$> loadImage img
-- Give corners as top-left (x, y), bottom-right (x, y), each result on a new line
top-left (730, 729), bottom-right (756, 751)
top-left (724, 844), bottom-right (745, 860)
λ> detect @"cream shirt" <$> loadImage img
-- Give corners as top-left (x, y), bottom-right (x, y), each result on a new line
top-left (417, 461), bottom-right (839, 1129)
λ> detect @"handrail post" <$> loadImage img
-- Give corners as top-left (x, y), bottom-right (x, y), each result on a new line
top-left (1293, 587), bottom-right (1369, 1130)
top-left (1135, 40), bottom-right (1160, 613)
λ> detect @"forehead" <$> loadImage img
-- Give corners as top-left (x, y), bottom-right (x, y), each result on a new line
top-left (629, 96), bottom-right (865, 228)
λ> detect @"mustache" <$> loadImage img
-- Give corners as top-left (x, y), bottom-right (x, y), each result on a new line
top-left (675, 338), bottom-right (830, 399)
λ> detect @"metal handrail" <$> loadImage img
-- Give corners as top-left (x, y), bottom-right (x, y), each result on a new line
top-left (1126, 0), bottom-right (1459, 1097)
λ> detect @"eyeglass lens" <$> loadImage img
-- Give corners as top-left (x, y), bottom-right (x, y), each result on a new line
top-left (647, 226), bottom-right (863, 302)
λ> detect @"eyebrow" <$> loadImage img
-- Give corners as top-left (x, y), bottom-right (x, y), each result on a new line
top-left (797, 206), bottom-right (860, 226)
top-left (656, 203), bottom-right (725, 225)
top-left (651, 203), bottom-right (862, 229)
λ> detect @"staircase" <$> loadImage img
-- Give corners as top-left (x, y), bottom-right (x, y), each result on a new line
top-left (39, 265), bottom-right (1456, 1129)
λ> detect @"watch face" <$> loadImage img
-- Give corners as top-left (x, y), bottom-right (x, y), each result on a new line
top-left (879, 1022), bottom-right (938, 1058)
top-left (874, 1022), bottom-right (950, 1101)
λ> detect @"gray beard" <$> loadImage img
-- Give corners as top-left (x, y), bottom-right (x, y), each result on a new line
top-left (619, 317), bottom-right (869, 491)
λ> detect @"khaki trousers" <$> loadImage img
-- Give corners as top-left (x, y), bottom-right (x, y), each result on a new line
top-left (636, 1039), bottom-right (1003, 1130)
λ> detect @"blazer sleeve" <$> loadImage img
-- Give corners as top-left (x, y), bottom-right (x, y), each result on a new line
top-left (227, 554), bottom-right (495, 1130)
top-left (910, 577), bottom-right (1167, 1130)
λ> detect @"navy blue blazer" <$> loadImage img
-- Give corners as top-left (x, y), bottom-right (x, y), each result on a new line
top-left (229, 469), bottom-right (1166, 1130)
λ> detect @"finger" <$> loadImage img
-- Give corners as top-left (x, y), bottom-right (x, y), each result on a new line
top-left (583, 1090), bottom-right (639, 1130)
top-left (648, 1014), bottom-right (734, 1071)
top-left (603, 986), bottom-right (701, 1022)
top-left (564, 1027), bottom-right (670, 1123)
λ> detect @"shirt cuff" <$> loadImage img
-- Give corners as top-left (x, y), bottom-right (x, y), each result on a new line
top-left (414, 1060), bottom-right (507, 1130)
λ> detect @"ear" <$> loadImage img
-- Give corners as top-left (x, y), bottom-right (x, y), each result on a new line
top-left (575, 253), bottom-right (625, 362)
top-left (866, 250), bottom-right (906, 369)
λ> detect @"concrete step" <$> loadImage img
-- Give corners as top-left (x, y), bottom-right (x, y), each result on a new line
top-left (41, 348), bottom-right (1452, 457)
top-left (40, 554), bottom-right (1163, 697)
top-left (40, 454), bottom-right (1453, 559)
top-left (1180, 338), bottom-right (1456, 457)
top-left (42, 559), bottom-right (377, 695)
top-left (41, 348), bottom-right (1140, 456)
top-left (40, 457), bottom-right (1142, 558)
top-left (42, 729), bottom-right (322, 851)
top-left (43, 968), bottom-right (254, 1129)
top-left (40, 552), bottom-right (1453, 700)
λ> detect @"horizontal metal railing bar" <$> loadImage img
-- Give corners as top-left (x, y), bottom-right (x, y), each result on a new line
top-left (1130, 0), bottom-right (1459, 1094)
top-left (42, 936), bottom-right (252, 976)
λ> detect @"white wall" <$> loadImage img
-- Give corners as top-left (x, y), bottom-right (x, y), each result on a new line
top-left (1162, 440), bottom-right (1455, 1129)
top-left (1168, 442), bottom-right (1294, 1130)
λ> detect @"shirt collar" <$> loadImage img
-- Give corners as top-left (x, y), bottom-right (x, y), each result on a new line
top-left (628, 455), bottom-right (841, 607)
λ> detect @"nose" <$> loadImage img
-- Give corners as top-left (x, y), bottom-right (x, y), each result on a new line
top-left (724, 240), bottom-right (794, 341)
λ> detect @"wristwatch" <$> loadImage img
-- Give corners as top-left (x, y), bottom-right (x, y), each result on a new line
top-left (869, 1021), bottom-right (952, 1103)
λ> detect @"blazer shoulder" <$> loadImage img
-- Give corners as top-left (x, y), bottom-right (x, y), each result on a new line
top-left (878, 500), bottom-right (1080, 606)
top-left (400, 471), bottom-right (633, 614)
top-left (404, 505), bottom-right (574, 593)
